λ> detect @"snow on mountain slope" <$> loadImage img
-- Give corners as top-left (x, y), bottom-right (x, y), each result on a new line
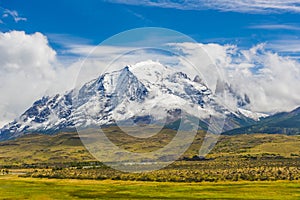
top-left (0, 60), bottom-right (264, 141)
top-left (238, 108), bottom-right (269, 121)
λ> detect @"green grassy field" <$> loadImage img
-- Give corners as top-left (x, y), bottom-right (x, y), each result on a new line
top-left (1, 131), bottom-right (300, 182)
top-left (0, 175), bottom-right (300, 199)
top-left (1, 131), bottom-right (300, 199)
top-left (1, 130), bottom-right (300, 166)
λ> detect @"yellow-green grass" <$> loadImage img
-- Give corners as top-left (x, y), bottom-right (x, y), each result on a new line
top-left (0, 175), bottom-right (300, 199)
top-left (208, 134), bottom-right (300, 158)
top-left (1, 131), bottom-right (300, 166)
top-left (249, 141), bottom-right (300, 157)
top-left (0, 132), bottom-right (95, 165)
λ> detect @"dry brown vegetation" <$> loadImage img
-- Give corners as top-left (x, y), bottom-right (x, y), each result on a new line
top-left (1, 129), bottom-right (300, 182)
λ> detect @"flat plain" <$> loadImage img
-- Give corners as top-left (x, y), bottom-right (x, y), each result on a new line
top-left (1, 131), bottom-right (300, 199)
top-left (0, 175), bottom-right (300, 199)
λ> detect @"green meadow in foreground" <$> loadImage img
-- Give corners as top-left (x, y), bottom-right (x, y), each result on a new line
top-left (1, 131), bottom-right (300, 199)
top-left (0, 175), bottom-right (300, 200)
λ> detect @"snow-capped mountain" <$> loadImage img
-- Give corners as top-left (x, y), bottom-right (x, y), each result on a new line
top-left (0, 61), bottom-right (264, 141)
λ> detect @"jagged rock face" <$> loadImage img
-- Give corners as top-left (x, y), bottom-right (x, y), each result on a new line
top-left (0, 61), bottom-right (262, 141)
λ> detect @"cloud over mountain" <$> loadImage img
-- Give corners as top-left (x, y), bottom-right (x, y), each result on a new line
top-left (0, 31), bottom-right (300, 127)
top-left (0, 31), bottom-right (80, 126)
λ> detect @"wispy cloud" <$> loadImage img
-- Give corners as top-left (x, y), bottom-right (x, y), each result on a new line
top-left (0, 7), bottom-right (27, 23)
top-left (47, 33), bottom-right (92, 48)
top-left (267, 39), bottom-right (300, 53)
top-left (3, 9), bottom-right (27, 22)
top-left (125, 8), bottom-right (152, 24)
top-left (105, 0), bottom-right (300, 14)
top-left (249, 24), bottom-right (300, 30)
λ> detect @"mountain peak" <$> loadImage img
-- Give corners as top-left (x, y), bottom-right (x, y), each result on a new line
top-left (0, 61), bottom-right (263, 141)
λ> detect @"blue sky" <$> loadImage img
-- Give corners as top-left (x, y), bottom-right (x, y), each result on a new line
top-left (1, 0), bottom-right (300, 56)
top-left (1, 0), bottom-right (300, 126)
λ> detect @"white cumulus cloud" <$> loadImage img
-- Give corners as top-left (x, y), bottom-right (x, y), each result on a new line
top-left (171, 42), bottom-right (300, 113)
top-left (0, 31), bottom-right (80, 126)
